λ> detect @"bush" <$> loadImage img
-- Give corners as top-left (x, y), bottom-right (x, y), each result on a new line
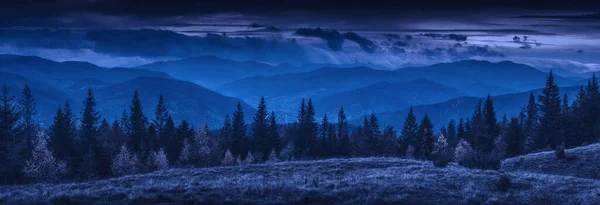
top-left (458, 150), bottom-right (502, 170)
top-left (432, 150), bottom-right (451, 168)
top-left (555, 144), bottom-right (565, 159)
top-left (497, 175), bottom-right (511, 192)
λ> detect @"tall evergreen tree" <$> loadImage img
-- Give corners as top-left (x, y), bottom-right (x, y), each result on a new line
top-left (0, 84), bottom-right (23, 184)
top-left (477, 95), bottom-right (499, 153)
top-left (18, 85), bottom-right (36, 151)
top-left (231, 102), bottom-right (247, 158)
top-left (79, 89), bottom-right (100, 153)
top-left (318, 114), bottom-right (330, 157)
top-left (294, 99), bottom-right (306, 158)
top-left (127, 91), bottom-right (148, 156)
top-left (153, 95), bottom-right (169, 136)
top-left (381, 126), bottom-right (397, 156)
top-left (418, 114), bottom-right (434, 159)
top-left (251, 97), bottom-right (269, 160)
top-left (506, 117), bottom-right (524, 157)
top-left (447, 119), bottom-right (457, 148)
top-left (220, 114), bottom-right (233, 152)
top-left (537, 71), bottom-right (562, 149)
top-left (267, 111), bottom-right (281, 155)
top-left (457, 118), bottom-right (465, 140)
top-left (78, 89), bottom-right (101, 178)
top-left (524, 93), bottom-right (540, 152)
top-left (337, 107), bottom-right (350, 157)
top-left (400, 106), bottom-right (418, 155)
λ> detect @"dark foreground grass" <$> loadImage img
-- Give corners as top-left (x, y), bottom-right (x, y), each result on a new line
top-left (1, 158), bottom-right (600, 205)
top-left (502, 143), bottom-right (600, 180)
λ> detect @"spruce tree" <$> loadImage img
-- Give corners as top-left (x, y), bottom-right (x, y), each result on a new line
top-left (524, 93), bottom-right (540, 152)
top-left (18, 85), bottom-right (36, 152)
top-left (318, 114), bottom-right (330, 157)
top-left (153, 95), bottom-right (169, 137)
top-left (537, 71), bottom-right (562, 149)
top-left (381, 126), bottom-right (397, 156)
top-left (418, 114), bottom-right (434, 159)
top-left (447, 119), bottom-right (457, 148)
top-left (79, 89), bottom-right (100, 154)
top-left (127, 91), bottom-right (148, 156)
top-left (304, 99), bottom-right (318, 157)
top-left (0, 84), bottom-right (23, 184)
top-left (457, 118), bottom-right (465, 140)
top-left (337, 107), bottom-right (350, 157)
top-left (251, 97), bottom-right (269, 160)
top-left (506, 117), bottom-right (524, 157)
top-left (231, 102), bottom-right (247, 158)
top-left (267, 111), bottom-right (281, 155)
top-left (220, 114), bottom-right (233, 152)
top-left (400, 106), bottom-right (418, 155)
top-left (478, 95), bottom-right (499, 153)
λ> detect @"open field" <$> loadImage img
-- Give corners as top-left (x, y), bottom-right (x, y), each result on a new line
top-left (1, 157), bottom-right (600, 205)
top-left (502, 143), bottom-right (600, 180)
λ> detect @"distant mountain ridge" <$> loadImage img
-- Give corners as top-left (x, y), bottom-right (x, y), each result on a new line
top-left (0, 55), bottom-right (255, 127)
top-left (135, 55), bottom-right (312, 88)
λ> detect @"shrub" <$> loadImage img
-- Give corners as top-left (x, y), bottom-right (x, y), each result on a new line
top-left (111, 145), bottom-right (140, 176)
top-left (555, 144), bottom-right (565, 159)
top-left (221, 149), bottom-right (235, 166)
top-left (265, 150), bottom-right (279, 164)
top-left (148, 148), bottom-right (169, 171)
top-left (459, 150), bottom-right (502, 170)
top-left (497, 175), bottom-right (511, 192)
top-left (454, 139), bottom-right (473, 162)
top-left (23, 131), bottom-right (68, 183)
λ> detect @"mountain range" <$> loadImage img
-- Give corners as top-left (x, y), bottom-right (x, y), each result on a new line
top-left (0, 55), bottom-right (254, 127)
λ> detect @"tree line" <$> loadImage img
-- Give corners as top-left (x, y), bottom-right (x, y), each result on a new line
top-left (0, 71), bottom-right (596, 184)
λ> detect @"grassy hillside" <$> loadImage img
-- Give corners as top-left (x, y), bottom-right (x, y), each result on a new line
top-left (2, 158), bottom-right (599, 205)
top-left (501, 143), bottom-right (600, 180)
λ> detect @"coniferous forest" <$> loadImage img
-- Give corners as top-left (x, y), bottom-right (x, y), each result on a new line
top-left (1, 71), bottom-right (596, 185)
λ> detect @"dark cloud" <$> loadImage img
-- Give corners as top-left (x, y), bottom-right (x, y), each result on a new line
top-left (512, 35), bottom-right (541, 49)
top-left (342, 32), bottom-right (378, 53)
top-left (0, 29), bottom-right (309, 64)
top-left (513, 13), bottom-right (600, 22)
top-left (295, 28), bottom-right (344, 51)
top-left (295, 28), bottom-right (379, 53)
top-left (422, 33), bottom-right (467, 41)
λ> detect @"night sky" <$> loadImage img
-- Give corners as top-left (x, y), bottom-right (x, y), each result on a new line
top-left (1, 0), bottom-right (599, 72)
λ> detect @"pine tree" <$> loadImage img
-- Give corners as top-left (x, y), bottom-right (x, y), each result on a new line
top-left (127, 90), bottom-right (148, 156)
top-left (506, 117), bottom-right (524, 157)
top-left (381, 126), bottom-right (396, 156)
top-left (251, 97), bottom-right (269, 160)
top-left (220, 114), bottom-right (233, 153)
top-left (318, 114), bottom-right (330, 158)
top-left (418, 114), bottom-right (434, 159)
top-left (447, 119), bottom-right (457, 148)
top-left (400, 106), bottom-right (418, 156)
top-left (152, 95), bottom-right (169, 134)
top-left (231, 102), bottom-right (247, 158)
top-left (173, 120), bottom-right (193, 163)
top-left (79, 89), bottom-right (100, 152)
top-left (267, 111), bottom-right (281, 155)
top-left (477, 95), bottom-right (499, 153)
top-left (305, 99), bottom-right (318, 157)
top-left (337, 107), bottom-right (350, 157)
top-left (18, 85), bottom-right (36, 152)
top-left (457, 118), bottom-right (465, 140)
top-left (0, 84), bottom-right (24, 184)
top-left (537, 71), bottom-right (562, 149)
top-left (524, 93), bottom-right (540, 152)
top-left (162, 116), bottom-right (176, 162)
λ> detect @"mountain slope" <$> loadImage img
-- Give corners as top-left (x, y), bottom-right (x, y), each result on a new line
top-left (315, 78), bottom-right (467, 118)
top-left (501, 143), bottom-right (600, 180)
top-left (135, 56), bottom-right (309, 88)
top-left (0, 72), bottom-right (73, 126)
top-left (395, 60), bottom-right (578, 92)
top-left (369, 86), bottom-right (582, 129)
top-left (0, 55), bottom-right (171, 85)
top-left (2, 158), bottom-right (598, 204)
top-left (95, 77), bottom-right (255, 127)
top-left (219, 60), bottom-right (581, 123)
